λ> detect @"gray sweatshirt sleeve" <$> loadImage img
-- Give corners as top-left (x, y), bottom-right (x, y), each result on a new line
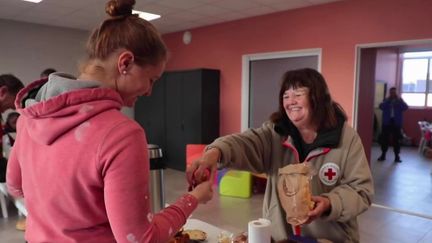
top-left (208, 121), bottom-right (277, 174)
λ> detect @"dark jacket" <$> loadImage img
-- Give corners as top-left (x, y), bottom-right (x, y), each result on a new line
top-left (379, 98), bottom-right (408, 127)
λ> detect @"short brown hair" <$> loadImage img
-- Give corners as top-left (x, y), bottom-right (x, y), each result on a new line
top-left (40, 68), bottom-right (57, 78)
top-left (0, 74), bottom-right (24, 95)
top-left (270, 68), bottom-right (346, 130)
top-left (85, 0), bottom-right (167, 67)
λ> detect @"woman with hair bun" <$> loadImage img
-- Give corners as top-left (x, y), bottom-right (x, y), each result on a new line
top-left (6, 0), bottom-right (214, 242)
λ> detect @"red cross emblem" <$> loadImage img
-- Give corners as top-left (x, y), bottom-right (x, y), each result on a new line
top-left (324, 168), bottom-right (336, 180)
top-left (319, 162), bottom-right (340, 186)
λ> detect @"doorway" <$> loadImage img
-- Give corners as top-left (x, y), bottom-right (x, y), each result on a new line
top-left (241, 48), bottom-right (321, 131)
top-left (354, 39), bottom-right (432, 218)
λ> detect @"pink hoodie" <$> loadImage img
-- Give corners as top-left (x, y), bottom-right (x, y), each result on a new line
top-left (7, 74), bottom-right (198, 243)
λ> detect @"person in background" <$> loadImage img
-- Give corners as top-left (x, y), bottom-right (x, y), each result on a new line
top-left (0, 74), bottom-right (24, 182)
top-left (378, 87), bottom-right (408, 163)
top-left (0, 75), bottom-right (24, 230)
top-left (189, 68), bottom-right (374, 243)
top-left (40, 68), bottom-right (57, 79)
top-left (2, 111), bottom-right (26, 231)
top-left (0, 74), bottom-right (24, 115)
top-left (10, 68), bottom-right (55, 231)
top-left (3, 111), bottom-right (19, 158)
top-left (6, 0), bottom-right (213, 242)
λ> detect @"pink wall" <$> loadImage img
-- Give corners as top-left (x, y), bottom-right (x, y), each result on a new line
top-left (375, 48), bottom-right (398, 88)
top-left (162, 0), bottom-right (432, 136)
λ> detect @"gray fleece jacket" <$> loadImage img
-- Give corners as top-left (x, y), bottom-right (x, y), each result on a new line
top-left (210, 121), bottom-right (374, 243)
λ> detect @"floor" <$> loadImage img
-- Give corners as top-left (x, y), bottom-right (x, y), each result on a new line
top-left (1, 146), bottom-right (432, 242)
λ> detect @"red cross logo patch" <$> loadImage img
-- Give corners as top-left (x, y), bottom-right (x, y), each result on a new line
top-left (319, 162), bottom-right (340, 186)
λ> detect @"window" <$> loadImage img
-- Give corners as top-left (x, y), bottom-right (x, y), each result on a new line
top-left (401, 51), bottom-right (432, 107)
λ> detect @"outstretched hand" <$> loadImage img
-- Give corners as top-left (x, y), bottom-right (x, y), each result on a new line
top-left (186, 148), bottom-right (220, 186)
top-left (186, 148), bottom-right (221, 204)
top-left (188, 180), bottom-right (213, 204)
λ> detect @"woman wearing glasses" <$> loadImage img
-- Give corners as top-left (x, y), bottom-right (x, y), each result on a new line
top-left (188, 68), bottom-right (374, 243)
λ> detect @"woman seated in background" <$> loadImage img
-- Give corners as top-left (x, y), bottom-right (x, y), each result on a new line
top-left (6, 0), bottom-right (213, 242)
top-left (189, 68), bottom-right (374, 243)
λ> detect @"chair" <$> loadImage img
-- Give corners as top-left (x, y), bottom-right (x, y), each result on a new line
top-left (0, 183), bottom-right (27, 218)
top-left (14, 198), bottom-right (27, 217)
top-left (186, 144), bottom-right (207, 168)
top-left (0, 183), bottom-right (9, 218)
top-left (418, 121), bottom-right (430, 155)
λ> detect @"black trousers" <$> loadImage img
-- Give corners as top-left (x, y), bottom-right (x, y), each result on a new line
top-left (380, 120), bottom-right (402, 155)
top-left (0, 157), bottom-right (7, 183)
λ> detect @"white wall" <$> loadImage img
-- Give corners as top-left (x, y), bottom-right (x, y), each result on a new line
top-left (0, 19), bottom-right (135, 118)
top-left (0, 19), bottom-right (88, 85)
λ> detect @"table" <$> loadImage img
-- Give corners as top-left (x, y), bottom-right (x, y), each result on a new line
top-left (184, 218), bottom-right (231, 242)
top-left (183, 219), bottom-right (332, 243)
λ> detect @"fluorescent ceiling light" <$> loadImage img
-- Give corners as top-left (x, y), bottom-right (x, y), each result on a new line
top-left (22, 0), bottom-right (43, 3)
top-left (132, 10), bottom-right (160, 21)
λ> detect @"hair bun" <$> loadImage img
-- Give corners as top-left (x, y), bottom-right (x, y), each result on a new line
top-left (105, 0), bottom-right (135, 17)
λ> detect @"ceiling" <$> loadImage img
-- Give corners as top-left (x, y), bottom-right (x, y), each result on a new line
top-left (0, 0), bottom-right (342, 34)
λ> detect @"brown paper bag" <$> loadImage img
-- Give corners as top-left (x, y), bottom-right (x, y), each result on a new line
top-left (277, 163), bottom-right (314, 226)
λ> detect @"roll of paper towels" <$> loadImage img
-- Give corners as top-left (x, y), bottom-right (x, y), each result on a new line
top-left (248, 218), bottom-right (271, 243)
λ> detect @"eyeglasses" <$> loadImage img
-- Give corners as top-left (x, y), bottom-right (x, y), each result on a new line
top-left (282, 89), bottom-right (308, 101)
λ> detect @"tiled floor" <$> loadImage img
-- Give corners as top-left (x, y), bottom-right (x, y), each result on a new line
top-left (1, 145), bottom-right (432, 242)
top-left (371, 145), bottom-right (432, 216)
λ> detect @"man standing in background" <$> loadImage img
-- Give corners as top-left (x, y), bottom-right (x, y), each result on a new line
top-left (378, 87), bottom-right (408, 163)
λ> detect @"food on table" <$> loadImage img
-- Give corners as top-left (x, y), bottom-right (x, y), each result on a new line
top-left (167, 230), bottom-right (190, 243)
top-left (217, 230), bottom-right (232, 243)
top-left (182, 229), bottom-right (207, 241)
top-left (232, 231), bottom-right (248, 243)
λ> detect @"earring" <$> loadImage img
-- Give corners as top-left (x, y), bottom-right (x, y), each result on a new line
top-left (122, 70), bottom-right (127, 75)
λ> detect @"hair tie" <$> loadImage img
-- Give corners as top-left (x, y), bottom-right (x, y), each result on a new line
top-left (109, 15), bottom-right (128, 21)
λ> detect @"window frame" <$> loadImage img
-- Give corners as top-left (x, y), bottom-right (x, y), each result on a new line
top-left (400, 52), bottom-right (432, 108)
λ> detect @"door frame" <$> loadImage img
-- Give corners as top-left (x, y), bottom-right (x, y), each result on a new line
top-left (241, 48), bottom-right (322, 131)
top-left (353, 38), bottom-right (432, 219)
top-left (353, 38), bottom-right (432, 130)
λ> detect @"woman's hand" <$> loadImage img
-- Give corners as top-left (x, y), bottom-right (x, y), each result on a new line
top-left (304, 195), bottom-right (331, 224)
top-left (186, 148), bottom-right (220, 185)
top-left (188, 180), bottom-right (213, 204)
